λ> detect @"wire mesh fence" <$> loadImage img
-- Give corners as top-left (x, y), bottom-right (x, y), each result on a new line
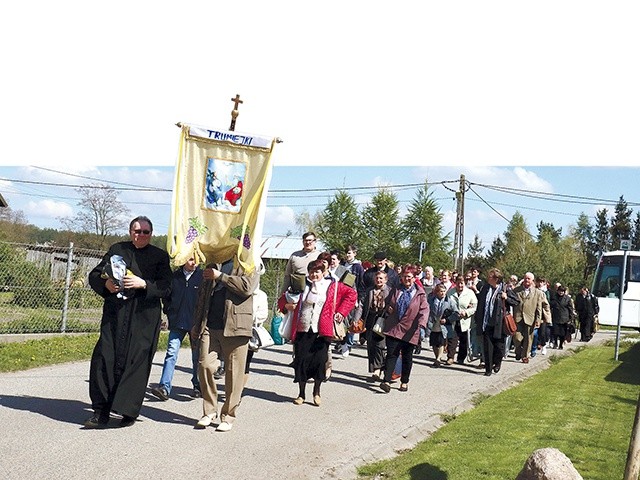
top-left (0, 242), bottom-right (106, 334)
top-left (0, 241), bottom-right (288, 335)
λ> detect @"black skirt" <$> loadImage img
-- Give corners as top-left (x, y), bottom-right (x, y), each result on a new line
top-left (292, 329), bottom-right (330, 383)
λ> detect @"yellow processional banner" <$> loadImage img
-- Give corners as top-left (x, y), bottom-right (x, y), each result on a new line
top-left (167, 124), bottom-right (276, 273)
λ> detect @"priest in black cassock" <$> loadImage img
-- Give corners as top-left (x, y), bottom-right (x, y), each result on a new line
top-left (85, 216), bottom-right (172, 428)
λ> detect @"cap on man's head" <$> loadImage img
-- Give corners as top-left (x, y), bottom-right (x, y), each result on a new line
top-left (374, 251), bottom-right (387, 260)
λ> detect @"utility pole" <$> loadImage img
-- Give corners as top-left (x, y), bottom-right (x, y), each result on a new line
top-left (452, 174), bottom-right (466, 272)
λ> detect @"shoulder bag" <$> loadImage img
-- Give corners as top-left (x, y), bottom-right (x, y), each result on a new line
top-left (331, 282), bottom-right (347, 341)
top-left (371, 315), bottom-right (386, 337)
top-left (249, 324), bottom-right (275, 351)
top-left (502, 298), bottom-right (517, 336)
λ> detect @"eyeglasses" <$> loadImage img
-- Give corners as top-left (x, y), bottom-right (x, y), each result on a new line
top-left (133, 229), bottom-right (151, 235)
top-left (303, 238), bottom-right (316, 243)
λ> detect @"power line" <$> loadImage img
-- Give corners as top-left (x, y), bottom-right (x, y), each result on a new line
top-left (30, 166), bottom-right (158, 189)
top-left (470, 181), bottom-right (639, 207)
top-left (0, 177), bottom-right (168, 192)
top-left (467, 185), bottom-right (511, 223)
top-left (465, 197), bottom-right (582, 218)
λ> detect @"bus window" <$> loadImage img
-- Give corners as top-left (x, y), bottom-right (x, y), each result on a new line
top-left (630, 258), bottom-right (640, 282)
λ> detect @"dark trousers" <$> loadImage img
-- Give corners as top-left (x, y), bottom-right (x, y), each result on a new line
top-left (383, 336), bottom-right (414, 384)
top-left (482, 326), bottom-right (505, 373)
top-left (365, 328), bottom-right (386, 373)
top-left (454, 324), bottom-right (469, 363)
top-left (579, 316), bottom-right (593, 340)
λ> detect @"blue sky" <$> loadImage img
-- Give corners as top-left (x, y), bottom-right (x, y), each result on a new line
top-left (1, 165), bottom-right (638, 254)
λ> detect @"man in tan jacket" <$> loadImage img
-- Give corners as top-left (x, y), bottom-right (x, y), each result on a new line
top-left (512, 272), bottom-right (547, 363)
top-left (191, 257), bottom-right (259, 432)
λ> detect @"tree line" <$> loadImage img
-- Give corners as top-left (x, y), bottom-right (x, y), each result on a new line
top-left (2, 180), bottom-right (640, 294)
top-left (298, 182), bottom-right (640, 294)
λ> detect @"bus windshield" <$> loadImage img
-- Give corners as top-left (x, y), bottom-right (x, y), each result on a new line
top-left (593, 254), bottom-right (640, 299)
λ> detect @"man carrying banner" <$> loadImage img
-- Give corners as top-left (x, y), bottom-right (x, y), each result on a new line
top-left (192, 257), bottom-right (259, 432)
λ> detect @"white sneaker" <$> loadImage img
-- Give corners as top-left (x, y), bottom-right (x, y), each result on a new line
top-left (215, 421), bottom-right (233, 432)
top-left (541, 346), bottom-right (547, 355)
top-left (195, 414), bottom-right (215, 428)
top-left (341, 345), bottom-right (350, 358)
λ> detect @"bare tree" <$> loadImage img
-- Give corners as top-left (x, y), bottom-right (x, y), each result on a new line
top-left (59, 183), bottom-right (130, 241)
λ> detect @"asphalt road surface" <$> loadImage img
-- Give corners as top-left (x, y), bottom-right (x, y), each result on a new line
top-left (0, 330), bottom-right (616, 479)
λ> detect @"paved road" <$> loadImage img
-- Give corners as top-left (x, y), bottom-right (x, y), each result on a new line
top-left (0, 330), bottom-right (616, 480)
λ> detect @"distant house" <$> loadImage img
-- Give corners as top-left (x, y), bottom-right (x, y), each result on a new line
top-left (0, 193), bottom-right (7, 208)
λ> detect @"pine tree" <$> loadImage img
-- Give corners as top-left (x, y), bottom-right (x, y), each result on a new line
top-left (572, 212), bottom-right (598, 281)
top-left (465, 233), bottom-right (486, 273)
top-left (360, 187), bottom-right (402, 263)
top-left (594, 208), bottom-right (610, 252)
top-left (315, 190), bottom-right (363, 253)
top-left (610, 195), bottom-right (633, 249)
top-left (485, 236), bottom-right (506, 269)
top-left (632, 212), bottom-right (640, 251)
top-left (536, 221), bottom-right (562, 242)
top-left (399, 181), bottom-right (451, 270)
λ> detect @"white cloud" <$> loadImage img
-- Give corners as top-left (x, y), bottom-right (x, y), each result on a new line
top-left (24, 199), bottom-right (74, 219)
top-left (264, 206), bottom-right (296, 235)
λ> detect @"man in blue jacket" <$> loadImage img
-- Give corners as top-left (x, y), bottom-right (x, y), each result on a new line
top-left (151, 256), bottom-right (203, 400)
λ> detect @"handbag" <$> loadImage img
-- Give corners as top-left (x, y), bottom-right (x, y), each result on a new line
top-left (372, 316), bottom-right (386, 337)
top-left (278, 291), bottom-right (299, 341)
top-left (249, 325), bottom-right (274, 351)
top-left (331, 281), bottom-right (346, 341)
top-left (502, 298), bottom-right (517, 336)
top-left (333, 319), bottom-right (346, 341)
top-left (279, 311), bottom-right (293, 340)
top-left (348, 318), bottom-right (366, 334)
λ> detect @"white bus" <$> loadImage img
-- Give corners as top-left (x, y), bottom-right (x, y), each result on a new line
top-left (591, 250), bottom-right (640, 330)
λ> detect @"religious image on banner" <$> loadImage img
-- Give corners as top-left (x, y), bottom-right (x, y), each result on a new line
top-left (203, 158), bottom-right (246, 213)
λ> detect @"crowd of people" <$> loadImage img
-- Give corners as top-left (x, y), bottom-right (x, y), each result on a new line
top-left (278, 232), bottom-right (600, 396)
top-left (83, 223), bottom-right (598, 431)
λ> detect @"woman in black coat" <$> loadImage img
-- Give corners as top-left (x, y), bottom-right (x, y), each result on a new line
top-left (550, 285), bottom-right (575, 349)
top-left (473, 268), bottom-right (520, 376)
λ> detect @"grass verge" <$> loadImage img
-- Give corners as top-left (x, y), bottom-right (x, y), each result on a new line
top-left (358, 336), bottom-right (640, 480)
top-left (0, 332), bottom-right (173, 373)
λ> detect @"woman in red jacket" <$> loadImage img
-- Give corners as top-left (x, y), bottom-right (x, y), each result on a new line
top-left (380, 264), bottom-right (429, 393)
top-left (279, 259), bottom-right (356, 406)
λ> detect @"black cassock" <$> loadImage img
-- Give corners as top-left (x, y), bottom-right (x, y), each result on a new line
top-left (88, 241), bottom-right (172, 418)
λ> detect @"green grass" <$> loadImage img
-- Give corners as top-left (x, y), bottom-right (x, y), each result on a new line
top-left (0, 331), bottom-right (173, 372)
top-left (358, 337), bottom-right (640, 480)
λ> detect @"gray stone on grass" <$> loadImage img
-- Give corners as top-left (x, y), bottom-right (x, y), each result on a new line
top-left (515, 447), bottom-right (583, 480)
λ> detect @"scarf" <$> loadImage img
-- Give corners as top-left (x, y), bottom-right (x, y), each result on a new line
top-left (396, 284), bottom-right (415, 320)
top-left (372, 287), bottom-right (385, 313)
top-left (482, 283), bottom-right (503, 331)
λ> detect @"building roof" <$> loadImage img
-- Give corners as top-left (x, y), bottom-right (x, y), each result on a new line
top-left (258, 235), bottom-right (325, 260)
top-left (0, 193), bottom-right (7, 208)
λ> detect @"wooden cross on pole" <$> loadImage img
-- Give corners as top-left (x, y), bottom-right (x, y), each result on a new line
top-left (229, 94), bottom-right (243, 131)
